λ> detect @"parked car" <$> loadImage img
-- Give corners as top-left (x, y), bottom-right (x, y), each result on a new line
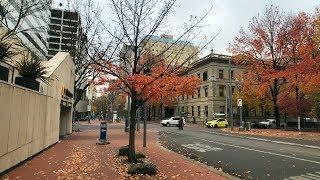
top-left (206, 118), bottom-right (229, 128)
top-left (258, 119), bottom-right (276, 128)
top-left (251, 121), bottom-right (261, 128)
top-left (160, 117), bottom-right (186, 126)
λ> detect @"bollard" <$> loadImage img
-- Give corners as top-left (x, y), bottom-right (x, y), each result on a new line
top-left (245, 122), bottom-right (251, 131)
top-left (97, 121), bottom-right (110, 145)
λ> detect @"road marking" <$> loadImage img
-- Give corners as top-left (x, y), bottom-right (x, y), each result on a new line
top-left (181, 143), bottom-right (223, 152)
top-left (166, 131), bottom-right (320, 165)
top-left (284, 172), bottom-right (320, 180)
top-left (199, 130), bottom-right (320, 150)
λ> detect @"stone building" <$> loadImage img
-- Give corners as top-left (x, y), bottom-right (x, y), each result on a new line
top-left (176, 52), bottom-right (244, 122)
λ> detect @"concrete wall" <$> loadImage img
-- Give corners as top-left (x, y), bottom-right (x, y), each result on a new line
top-left (0, 52), bottom-right (75, 173)
top-left (0, 82), bottom-right (60, 173)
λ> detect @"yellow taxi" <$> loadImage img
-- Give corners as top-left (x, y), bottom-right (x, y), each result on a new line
top-left (206, 118), bottom-right (229, 128)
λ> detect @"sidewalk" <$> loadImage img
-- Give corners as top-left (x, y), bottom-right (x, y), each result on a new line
top-left (221, 127), bottom-right (320, 141)
top-left (2, 122), bottom-right (228, 180)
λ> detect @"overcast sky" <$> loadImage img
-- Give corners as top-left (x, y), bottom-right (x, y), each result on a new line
top-left (53, 0), bottom-right (319, 57)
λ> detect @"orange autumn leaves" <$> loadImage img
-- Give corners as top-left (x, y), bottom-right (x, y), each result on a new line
top-left (230, 5), bottom-right (320, 116)
top-left (108, 55), bottom-right (200, 106)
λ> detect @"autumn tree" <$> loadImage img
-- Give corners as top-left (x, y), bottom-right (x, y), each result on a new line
top-left (93, 0), bottom-right (215, 162)
top-left (230, 5), bottom-right (320, 127)
top-left (61, 0), bottom-right (106, 108)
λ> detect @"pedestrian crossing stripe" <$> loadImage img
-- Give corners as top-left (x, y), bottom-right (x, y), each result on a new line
top-left (181, 143), bottom-right (223, 152)
top-left (284, 172), bottom-right (320, 180)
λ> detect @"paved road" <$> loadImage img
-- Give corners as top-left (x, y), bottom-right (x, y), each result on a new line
top-left (156, 125), bottom-right (320, 180)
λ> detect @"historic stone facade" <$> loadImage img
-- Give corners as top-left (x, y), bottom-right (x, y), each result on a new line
top-left (175, 52), bottom-right (244, 122)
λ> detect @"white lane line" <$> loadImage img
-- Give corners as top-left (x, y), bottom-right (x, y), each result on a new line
top-left (200, 130), bottom-right (320, 150)
top-left (285, 172), bottom-right (320, 180)
top-left (306, 173), bottom-right (320, 178)
top-left (300, 175), bottom-right (319, 180)
top-left (166, 131), bottom-right (320, 165)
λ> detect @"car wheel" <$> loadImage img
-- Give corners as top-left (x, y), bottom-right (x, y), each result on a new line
top-left (207, 125), bottom-right (211, 128)
top-left (214, 124), bottom-right (218, 128)
top-left (162, 124), bottom-right (166, 126)
top-left (225, 124), bottom-right (228, 128)
top-left (166, 122), bottom-right (170, 127)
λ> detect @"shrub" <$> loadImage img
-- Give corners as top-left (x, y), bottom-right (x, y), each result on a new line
top-left (128, 162), bottom-right (157, 175)
top-left (118, 145), bottom-right (129, 156)
top-left (0, 41), bottom-right (14, 62)
top-left (136, 152), bottom-right (146, 159)
top-left (15, 51), bottom-right (48, 83)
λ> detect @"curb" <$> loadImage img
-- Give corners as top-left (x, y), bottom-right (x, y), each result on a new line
top-left (201, 130), bottom-right (320, 150)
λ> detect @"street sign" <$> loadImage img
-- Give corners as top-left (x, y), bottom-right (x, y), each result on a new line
top-left (237, 99), bottom-right (242, 107)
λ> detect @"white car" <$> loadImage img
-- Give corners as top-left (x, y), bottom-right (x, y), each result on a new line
top-left (258, 119), bottom-right (276, 128)
top-left (160, 117), bottom-right (186, 126)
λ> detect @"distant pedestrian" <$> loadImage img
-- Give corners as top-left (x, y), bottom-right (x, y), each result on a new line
top-left (178, 117), bottom-right (184, 130)
top-left (193, 116), bottom-right (197, 124)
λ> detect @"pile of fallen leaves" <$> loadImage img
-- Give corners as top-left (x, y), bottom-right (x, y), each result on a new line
top-left (114, 155), bottom-right (169, 179)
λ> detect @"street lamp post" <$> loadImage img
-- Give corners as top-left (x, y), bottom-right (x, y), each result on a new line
top-left (228, 58), bottom-right (234, 130)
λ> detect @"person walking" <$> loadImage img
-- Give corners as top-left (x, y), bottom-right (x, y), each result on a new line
top-left (193, 116), bottom-right (197, 124)
top-left (178, 117), bottom-right (184, 130)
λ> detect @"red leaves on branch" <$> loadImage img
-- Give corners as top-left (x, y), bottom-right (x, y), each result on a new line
top-left (230, 5), bottom-right (320, 116)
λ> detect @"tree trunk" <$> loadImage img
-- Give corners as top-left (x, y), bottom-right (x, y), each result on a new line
top-left (271, 79), bottom-right (281, 128)
top-left (128, 97), bottom-right (137, 162)
top-left (273, 99), bottom-right (280, 128)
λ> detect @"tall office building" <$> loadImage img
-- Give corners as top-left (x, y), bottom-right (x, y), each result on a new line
top-left (0, 0), bottom-right (51, 60)
top-left (47, 8), bottom-right (82, 59)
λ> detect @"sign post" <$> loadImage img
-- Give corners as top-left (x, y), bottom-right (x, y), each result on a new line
top-left (298, 117), bottom-right (301, 135)
top-left (237, 99), bottom-right (244, 131)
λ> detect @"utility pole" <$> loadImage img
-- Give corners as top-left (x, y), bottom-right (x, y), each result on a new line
top-left (125, 96), bottom-right (130, 132)
top-left (137, 107), bottom-right (140, 131)
top-left (228, 58), bottom-right (234, 130)
top-left (143, 104), bottom-right (147, 147)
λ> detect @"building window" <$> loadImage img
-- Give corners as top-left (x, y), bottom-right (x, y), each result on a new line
top-left (182, 95), bottom-right (184, 100)
top-left (191, 106), bottom-right (194, 116)
top-left (198, 88), bottom-right (201, 98)
top-left (219, 106), bottom-right (225, 113)
top-left (219, 69), bottom-right (224, 79)
top-left (192, 94), bottom-right (194, 99)
top-left (203, 71), bottom-right (208, 81)
top-left (204, 86), bottom-right (208, 97)
top-left (178, 106), bottom-right (180, 113)
top-left (205, 106), bottom-right (208, 117)
top-left (197, 106), bottom-right (201, 117)
top-left (231, 70), bottom-right (234, 79)
top-left (182, 106), bottom-right (184, 113)
top-left (219, 85), bottom-right (225, 97)
top-left (232, 86), bottom-right (235, 95)
top-left (197, 73), bottom-right (201, 79)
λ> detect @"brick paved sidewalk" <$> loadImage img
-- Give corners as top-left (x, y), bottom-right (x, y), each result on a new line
top-left (2, 123), bottom-right (228, 180)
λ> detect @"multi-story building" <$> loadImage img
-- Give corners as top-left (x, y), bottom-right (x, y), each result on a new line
top-left (47, 8), bottom-right (82, 59)
top-left (144, 34), bottom-right (199, 65)
top-left (120, 34), bottom-right (199, 66)
top-left (0, 0), bottom-right (51, 60)
top-left (176, 51), bottom-right (244, 122)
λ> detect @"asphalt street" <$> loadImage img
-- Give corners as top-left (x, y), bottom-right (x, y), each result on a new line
top-left (157, 125), bottom-right (320, 180)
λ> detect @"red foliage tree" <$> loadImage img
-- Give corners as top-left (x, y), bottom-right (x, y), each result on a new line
top-left (229, 5), bottom-right (320, 126)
